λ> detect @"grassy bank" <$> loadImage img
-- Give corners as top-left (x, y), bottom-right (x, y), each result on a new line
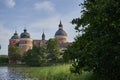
top-left (16, 64), bottom-right (92, 80)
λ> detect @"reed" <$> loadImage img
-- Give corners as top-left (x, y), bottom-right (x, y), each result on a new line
top-left (18, 64), bottom-right (92, 80)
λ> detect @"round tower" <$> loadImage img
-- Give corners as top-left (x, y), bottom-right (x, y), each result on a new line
top-left (55, 21), bottom-right (67, 43)
top-left (9, 31), bottom-right (19, 46)
top-left (19, 29), bottom-right (33, 52)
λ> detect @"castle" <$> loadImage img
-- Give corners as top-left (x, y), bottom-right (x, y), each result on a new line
top-left (8, 21), bottom-right (71, 63)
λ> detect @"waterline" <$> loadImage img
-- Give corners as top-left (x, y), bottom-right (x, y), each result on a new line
top-left (0, 67), bottom-right (31, 80)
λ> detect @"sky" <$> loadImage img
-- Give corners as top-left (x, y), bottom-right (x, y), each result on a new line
top-left (0, 0), bottom-right (83, 55)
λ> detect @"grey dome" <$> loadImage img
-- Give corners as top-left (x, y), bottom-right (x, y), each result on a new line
top-left (20, 29), bottom-right (30, 38)
top-left (55, 21), bottom-right (67, 36)
top-left (55, 29), bottom-right (67, 36)
top-left (11, 31), bottom-right (19, 39)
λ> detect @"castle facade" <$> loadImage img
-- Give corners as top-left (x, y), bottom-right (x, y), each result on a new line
top-left (8, 21), bottom-right (71, 63)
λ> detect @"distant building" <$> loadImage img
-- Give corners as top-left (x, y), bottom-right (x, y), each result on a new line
top-left (55, 21), bottom-right (71, 51)
top-left (8, 21), bottom-right (72, 63)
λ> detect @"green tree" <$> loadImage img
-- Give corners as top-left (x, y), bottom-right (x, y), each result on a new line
top-left (0, 44), bottom-right (1, 50)
top-left (8, 46), bottom-right (22, 64)
top-left (64, 36), bottom-right (85, 63)
top-left (46, 39), bottom-right (60, 63)
top-left (24, 46), bottom-right (46, 66)
top-left (69, 0), bottom-right (120, 80)
top-left (0, 55), bottom-right (8, 65)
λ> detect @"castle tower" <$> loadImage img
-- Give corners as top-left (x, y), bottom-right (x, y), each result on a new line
top-left (42, 32), bottom-right (45, 40)
top-left (8, 31), bottom-right (20, 64)
top-left (55, 21), bottom-right (67, 43)
top-left (19, 29), bottom-right (33, 52)
top-left (9, 31), bottom-right (19, 46)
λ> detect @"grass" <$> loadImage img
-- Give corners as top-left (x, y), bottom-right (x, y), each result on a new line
top-left (15, 64), bottom-right (92, 80)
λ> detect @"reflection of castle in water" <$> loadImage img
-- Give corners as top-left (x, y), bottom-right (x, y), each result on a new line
top-left (8, 21), bottom-right (71, 53)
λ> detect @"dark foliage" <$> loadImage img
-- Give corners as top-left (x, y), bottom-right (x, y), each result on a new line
top-left (23, 46), bottom-right (46, 66)
top-left (0, 55), bottom-right (8, 65)
top-left (8, 46), bottom-right (22, 64)
top-left (46, 39), bottom-right (60, 63)
top-left (66, 0), bottom-right (120, 80)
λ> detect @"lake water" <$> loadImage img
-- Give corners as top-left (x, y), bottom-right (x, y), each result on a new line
top-left (0, 67), bottom-right (31, 80)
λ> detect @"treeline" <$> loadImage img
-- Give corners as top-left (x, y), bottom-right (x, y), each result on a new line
top-left (0, 55), bottom-right (8, 65)
top-left (9, 39), bottom-right (64, 66)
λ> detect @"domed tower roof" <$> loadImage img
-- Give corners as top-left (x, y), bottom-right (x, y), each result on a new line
top-left (20, 29), bottom-right (30, 38)
top-left (55, 21), bottom-right (67, 36)
top-left (42, 32), bottom-right (45, 40)
top-left (11, 31), bottom-right (19, 39)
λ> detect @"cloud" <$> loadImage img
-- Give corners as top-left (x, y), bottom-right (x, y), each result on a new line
top-left (27, 13), bottom-right (78, 42)
top-left (4, 0), bottom-right (16, 8)
top-left (0, 22), bottom-right (11, 55)
top-left (27, 15), bottom-right (60, 40)
top-left (6, 0), bottom-right (16, 8)
top-left (30, 16), bottom-right (60, 29)
top-left (34, 1), bottom-right (55, 12)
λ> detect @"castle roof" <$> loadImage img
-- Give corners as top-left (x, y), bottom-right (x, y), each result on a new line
top-left (55, 21), bottom-right (67, 36)
top-left (20, 29), bottom-right (30, 38)
top-left (11, 31), bottom-right (19, 39)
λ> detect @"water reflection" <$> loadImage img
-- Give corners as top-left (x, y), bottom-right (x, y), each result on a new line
top-left (0, 67), bottom-right (29, 80)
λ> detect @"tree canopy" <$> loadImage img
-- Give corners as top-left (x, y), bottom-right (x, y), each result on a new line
top-left (8, 46), bottom-right (22, 64)
top-left (23, 46), bottom-right (46, 66)
top-left (0, 55), bottom-right (8, 65)
top-left (23, 39), bottom-right (62, 66)
top-left (46, 39), bottom-right (60, 63)
top-left (67, 0), bottom-right (120, 80)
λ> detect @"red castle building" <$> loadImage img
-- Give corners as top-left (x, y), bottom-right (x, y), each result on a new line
top-left (8, 21), bottom-right (71, 63)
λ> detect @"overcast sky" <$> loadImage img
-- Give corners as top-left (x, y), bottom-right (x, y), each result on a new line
top-left (0, 0), bottom-right (83, 55)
